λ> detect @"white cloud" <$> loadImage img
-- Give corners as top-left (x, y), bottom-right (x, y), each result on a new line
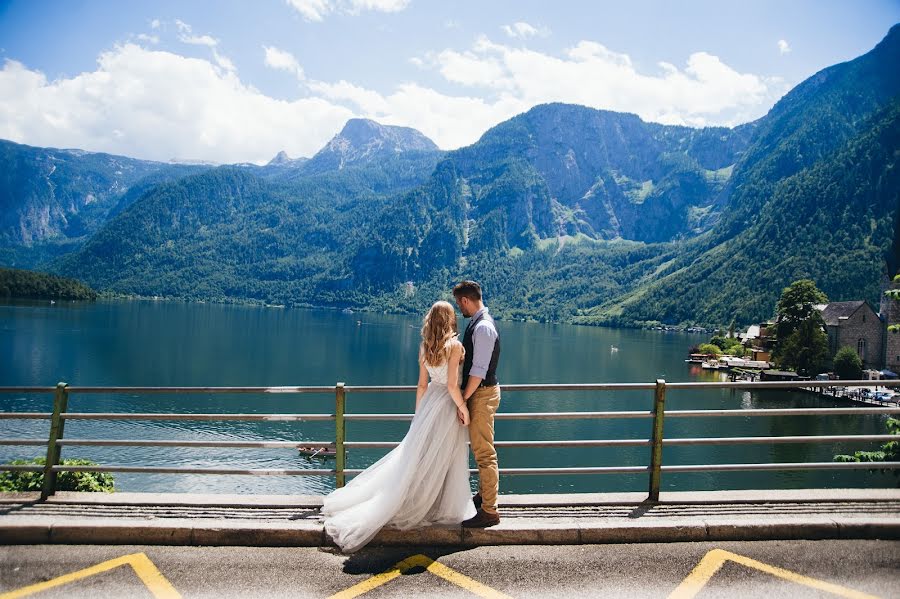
top-left (0, 45), bottom-right (353, 164)
top-left (415, 36), bottom-right (781, 130)
top-left (181, 33), bottom-right (218, 47)
top-left (286, 0), bottom-right (410, 21)
top-left (502, 21), bottom-right (548, 39)
top-left (264, 46), bottom-right (305, 80)
top-left (136, 34), bottom-right (159, 44)
top-left (0, 33), bottom-right (788, 164)
top-left (150, 19), bottom-right (161, 30)
top-left (778, 39), bottom-right (791, 54)
top-left (286, 0), bottom-right (331, 21)
top-left (348, 0), bottom-right (410, 14)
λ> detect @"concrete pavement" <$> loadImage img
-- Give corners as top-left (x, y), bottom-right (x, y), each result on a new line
top-left (1, 489), bottom-right (898, 547)
top-left (3, 540), bottom-right (899, 598)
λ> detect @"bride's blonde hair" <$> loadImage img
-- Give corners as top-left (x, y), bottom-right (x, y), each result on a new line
top-left (421, 301), bottom-right (459, 366)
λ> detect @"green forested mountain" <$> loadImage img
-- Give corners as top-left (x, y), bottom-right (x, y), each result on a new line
top-left (4, 26), bottom-right (900, 328)
top-left (0, 267), bottom-right (96, 300)
top-left (588, 98), bottom-right (900, 327)
top-left (0, 139), bottom-right (209, 268)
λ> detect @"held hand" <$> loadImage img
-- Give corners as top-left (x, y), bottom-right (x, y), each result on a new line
top-left (457, 404), bottom-right (470, 426)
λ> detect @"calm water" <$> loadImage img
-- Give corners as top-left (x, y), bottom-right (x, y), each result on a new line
top-left (0, 299), bottom-right (894, 495)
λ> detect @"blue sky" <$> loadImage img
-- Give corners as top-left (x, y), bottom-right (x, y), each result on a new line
top-left (0, 0), bottom-right (897, 164)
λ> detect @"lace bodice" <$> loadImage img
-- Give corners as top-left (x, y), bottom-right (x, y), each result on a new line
top-left (423, 339), bottom-right (462, 385)
top-left (426, 361), bottom-right (450, 384)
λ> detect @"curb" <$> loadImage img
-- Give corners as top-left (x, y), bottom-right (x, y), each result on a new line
top-left (2, 518), bottom-right (899, 547)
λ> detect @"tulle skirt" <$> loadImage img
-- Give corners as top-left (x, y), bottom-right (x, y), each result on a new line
top-left (321, 381), bottom-right (476, 552)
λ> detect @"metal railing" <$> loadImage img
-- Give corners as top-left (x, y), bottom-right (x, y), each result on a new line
top-left (1, 379), bottom-right (899, 500)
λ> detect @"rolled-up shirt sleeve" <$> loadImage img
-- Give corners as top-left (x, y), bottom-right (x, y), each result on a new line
top-left (469, 321), bottom-right (498, 379)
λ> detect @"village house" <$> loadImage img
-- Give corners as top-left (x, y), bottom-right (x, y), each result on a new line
top-left (739, 322), bottom-right (774, 362)
top-left (819, 301), bottom-right (884, 370)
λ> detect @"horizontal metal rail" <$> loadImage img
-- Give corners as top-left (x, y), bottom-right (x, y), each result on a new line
top-left (57, 440), bottom-right (333, 448)
top-left (661, 462), bottom-right (900, 472)
top-left (666, 407), bottom-right (900, 417)
top-left (0, 439), bottom-right (47, 446)
top-left (343, 411), bottom-right (654, 421)
top-left (59, 413), bottom-right (335, 421)
top-left (0, 413), bottom-right (52, 419)
top-left (3, 379), bottom-right (898, 395)
top-left (50, 465), bottom-right (334, 476)
top-left (0, 465), bottom-right (44, 472)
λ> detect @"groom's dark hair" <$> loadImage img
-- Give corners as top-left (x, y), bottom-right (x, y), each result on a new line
top-left (453, 280), bottom-right (482, 302)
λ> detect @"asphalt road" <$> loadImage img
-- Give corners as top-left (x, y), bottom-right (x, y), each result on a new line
top-left (1, 540), bottom-right (898, 598)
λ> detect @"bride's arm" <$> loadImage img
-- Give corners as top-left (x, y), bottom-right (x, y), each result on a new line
top-left (415, 352), bottom-right (429, 410)
top-left (446, 343), bottom-right (470, 425)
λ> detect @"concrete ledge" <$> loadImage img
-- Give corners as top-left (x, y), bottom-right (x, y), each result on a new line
top-left (2, 489), bottom-right (898, 547)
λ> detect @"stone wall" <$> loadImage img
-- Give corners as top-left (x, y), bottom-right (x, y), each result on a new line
top-left (835, 303), bottom-right (884, 369)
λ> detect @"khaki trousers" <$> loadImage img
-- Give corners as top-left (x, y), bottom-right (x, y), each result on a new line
top-left (467, 385), bottom-right (501, 514)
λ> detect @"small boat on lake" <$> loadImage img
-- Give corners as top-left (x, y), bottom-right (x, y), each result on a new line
top-left (298, 446), bottom-right (337, 459)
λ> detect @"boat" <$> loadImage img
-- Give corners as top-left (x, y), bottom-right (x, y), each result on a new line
top-left (342, 308), bottom-right (354, 314)
top-left (298, 446), bottom-right (337, 459)
top-left (701, 359), bottom-right (727, 370)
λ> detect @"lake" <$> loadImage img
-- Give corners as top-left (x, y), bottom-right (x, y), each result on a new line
top-left (0, 299), bottom-right (894, 495)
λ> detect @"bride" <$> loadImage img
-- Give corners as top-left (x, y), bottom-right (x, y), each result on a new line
top-left (321, 300), bottom-right (477, 552)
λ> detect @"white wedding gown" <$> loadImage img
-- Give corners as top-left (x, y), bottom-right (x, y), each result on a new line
top-left (321, 357), bottom-right (477, 553)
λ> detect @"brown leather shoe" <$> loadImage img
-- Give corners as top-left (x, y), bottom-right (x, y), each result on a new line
top-left (462, 508), bottom-right (500, 528)
top-left (472, 493), bottom-right (482, 509)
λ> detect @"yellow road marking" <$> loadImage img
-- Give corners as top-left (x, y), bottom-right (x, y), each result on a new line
top-left (668, 548), bottom-right (880, 599)
top-left (327, 553), bottom-right (514, 599)
top-left (0, 552), bottom-right (181, 599)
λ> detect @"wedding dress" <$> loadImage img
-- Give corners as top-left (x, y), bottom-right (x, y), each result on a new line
top-left (321, 351), bottom-right (477, 553)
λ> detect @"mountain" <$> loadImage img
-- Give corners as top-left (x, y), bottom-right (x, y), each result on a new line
top-left (0, 139), bottom-right (209, 267)
top-left (585, 24), bottom-right (900, 327)
top-left (301, 118), bottom-right (441, 174)
top-left (8, 26), bottom-right (900, 328)
top-left (349, 104), bottom-right (756, 289)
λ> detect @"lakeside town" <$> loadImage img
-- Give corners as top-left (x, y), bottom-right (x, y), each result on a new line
top-left (686, 277), bottom-right (900, 406)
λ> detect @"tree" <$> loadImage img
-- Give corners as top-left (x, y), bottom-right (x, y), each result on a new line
top-left (777, 317), bottom-right (829, 376)
top-left (697, 343), bottom-right (721, 357)
top-left (833, 346), bottom-right (863, 380)
top-left (774, 279), bottom-right (828, 342)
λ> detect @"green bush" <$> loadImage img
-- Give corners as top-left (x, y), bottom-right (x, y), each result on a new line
top-left (697, 343), bottom-right (721, 357)
top-left (833, 346), bottom-right (863, 380)
top-left (0, 458), bottom-right (115, 493)
top-left (835, 418), bottom-right (899, 482)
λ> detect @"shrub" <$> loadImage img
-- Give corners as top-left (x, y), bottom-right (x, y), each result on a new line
top-left (833, 346), bottom-right (863, 380)
top-left (697, 343), bottom-right (721, 357)
top-left (0, 458), bottom-right (115, 493)
top-left (834, 418), bottom-right (899, 482)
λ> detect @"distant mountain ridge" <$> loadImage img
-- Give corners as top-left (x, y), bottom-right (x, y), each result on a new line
top-left (2, 25), bottom-right (899, 329)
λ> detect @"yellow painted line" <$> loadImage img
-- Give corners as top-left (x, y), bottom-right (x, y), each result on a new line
top-left (668, 548), bottom-right (880, 599)
top-left (0, 552), bottom-right (182, 599)
top-left (327, 553), bottom-right (514, 599)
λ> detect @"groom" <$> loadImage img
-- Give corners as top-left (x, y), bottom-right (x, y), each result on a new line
top-left (453, 280), bottom-right (501, 528)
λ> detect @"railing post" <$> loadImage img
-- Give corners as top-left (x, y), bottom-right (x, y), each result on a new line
top-left (335, 382), bottom-right (346, 488)
top-left (41, 382), bottom-right (69, 499)
top-left (648, 378), bottom-right (666, 501)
